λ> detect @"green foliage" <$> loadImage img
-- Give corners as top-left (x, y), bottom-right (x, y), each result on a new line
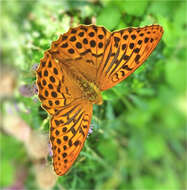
top-left (97, 5), bottom-right (121, 30)
top-left (1, 0), bottom-right (186, 189)
top-left (0, 159), bottom-right (14, 187)
top-left (121, 0), bottom-right (149, 17)
top-left (0, 134), bottom-right (26, 187)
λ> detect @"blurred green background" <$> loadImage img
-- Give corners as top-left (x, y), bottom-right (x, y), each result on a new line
top-left (0, 0), bottom-right (186, 189)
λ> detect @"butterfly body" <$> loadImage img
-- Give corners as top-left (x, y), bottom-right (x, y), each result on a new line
top-left (59, 59), bottom-right (103, 105)
top-left (36, 24), bottom-right (163, 175)
top-left (79, 79), bottom-right (103, 105)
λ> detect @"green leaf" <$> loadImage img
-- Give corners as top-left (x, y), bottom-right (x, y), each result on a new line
top-left (148, 1), bottom-right (181, 18)
top-left (0, 159), bottom-right (15, 187)
top-left (97, 138), bottom-right (118, 163)
top-left (121, 0), bottom-right (148, 17)
top-left (165, 59), bottom-right (186, 93)
top-left (97, 5), bottom-right (121, 30)
top-left (145, 136), bottom-right (166, 160)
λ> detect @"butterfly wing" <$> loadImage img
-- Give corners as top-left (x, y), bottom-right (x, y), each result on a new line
top-left (49, 24), bottom-right (111, 82)
top-left (36, 51), bottom-right (82, 115)
top-left (50, 100), bottom-right (92, 175)
top-left (36, 51), bottom-right (93, 176)
top-left (96, 25), bottom-right (164, 91)
top-left (36, 24), bottom-right (164, 176)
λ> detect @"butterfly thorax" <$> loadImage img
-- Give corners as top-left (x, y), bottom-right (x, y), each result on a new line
top-left (79, 79), bottom-right (103, 105)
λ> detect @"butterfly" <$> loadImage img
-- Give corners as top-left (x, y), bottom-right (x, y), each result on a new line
top-left (36, 24), bottom-right (164, 176)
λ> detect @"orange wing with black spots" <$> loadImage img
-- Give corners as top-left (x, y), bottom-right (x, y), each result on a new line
top-left (49, 24), bottom-right (111, 82)
top-left (36, 51), bottom-right (83, 115)
top-left (36, 48), bottom-right (93, 176)
top-left (96, 25), bottom-right (164, 90)
top-left (50, 100), bottom-right (92, 175)
top-left (36, 24), bottom-right (163, 176)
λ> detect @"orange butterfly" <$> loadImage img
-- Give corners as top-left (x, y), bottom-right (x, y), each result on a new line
top-left (36, 24), bottom-right (164, 175)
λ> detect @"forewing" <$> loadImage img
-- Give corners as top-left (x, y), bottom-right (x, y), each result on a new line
top-left (49, 24), bottom-right (111, 82)
top-left (96, 25), bottom-right (164, 90)
top-left (50, 100), bottom-right (92, 175)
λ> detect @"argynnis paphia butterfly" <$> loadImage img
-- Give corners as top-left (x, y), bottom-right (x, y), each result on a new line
top-left (36, 24), bottom-right (164, 176)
